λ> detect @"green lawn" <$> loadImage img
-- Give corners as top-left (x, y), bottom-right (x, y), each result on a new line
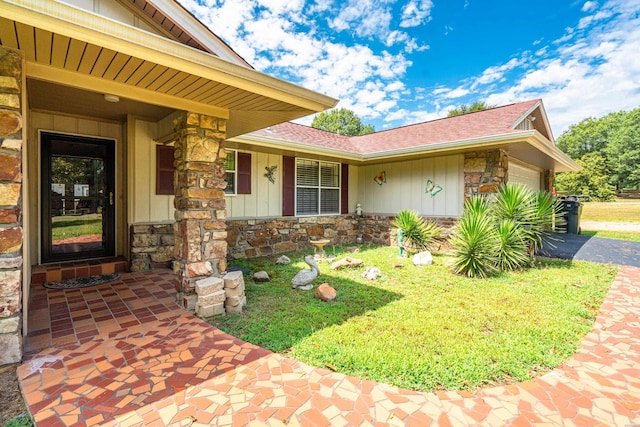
top-left (51, 214), bottom-right (102, 241)
top-left (581, 199), bottom-right (640, 222)
top-left (211, 245), bottom-right (616, 392)
top-left (581, 230), bottom-right (640, 242)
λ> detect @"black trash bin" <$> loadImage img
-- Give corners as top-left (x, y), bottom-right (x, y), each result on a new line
top-left (560, 196), bottom-right (583, 234)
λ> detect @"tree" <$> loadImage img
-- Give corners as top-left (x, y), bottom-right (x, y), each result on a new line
top-left (554, 107), bottom-right (640, 193)
top-left (554, 153), bottom-right (616, 201)
top-left (311, 108), bottom-right (375, 136)
top-left (447, 101), bottom-right (496, 117)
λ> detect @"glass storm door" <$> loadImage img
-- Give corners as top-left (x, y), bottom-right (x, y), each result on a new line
top-left (41, 133), bottom-right (115, 263)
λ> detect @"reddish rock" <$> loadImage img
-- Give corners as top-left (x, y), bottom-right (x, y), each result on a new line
top-left (314, 283), bottom-right (337, 302)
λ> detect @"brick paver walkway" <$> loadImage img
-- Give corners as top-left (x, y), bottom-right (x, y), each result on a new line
top-left (18, 267), bottom-right (640, 426)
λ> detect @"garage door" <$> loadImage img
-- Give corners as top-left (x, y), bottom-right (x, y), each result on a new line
top-left (509, 163), bottom-right (541, 191)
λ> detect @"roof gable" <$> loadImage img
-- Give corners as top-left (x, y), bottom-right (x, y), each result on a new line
top-left (61, 0), bottom-right (251, 67)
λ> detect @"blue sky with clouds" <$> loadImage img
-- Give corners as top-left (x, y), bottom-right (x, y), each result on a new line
top-left (179, 0), bottom-right (640, 137)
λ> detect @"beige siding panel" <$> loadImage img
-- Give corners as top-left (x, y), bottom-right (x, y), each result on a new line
top-left (34, 29), bottom-right (53, 64)
top-left (357, 155), bottom-right (463, 217)
top-left (130, 119), bottom-right (173, 223)
top-left (348, 165), bottom-right (358, 214)
top-left (226, 152), bottom-right (282, 219)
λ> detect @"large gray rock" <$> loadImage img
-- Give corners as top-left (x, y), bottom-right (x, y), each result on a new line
top-left (275, 255), bottom-right (291, 265)
top-left (412, 251), bottom-right (433, 266)
top-left (254, 271), bottom-right (271, 282)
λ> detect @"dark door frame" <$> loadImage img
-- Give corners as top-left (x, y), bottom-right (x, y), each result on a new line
top-left (40, 132), bottom-right (116, 263)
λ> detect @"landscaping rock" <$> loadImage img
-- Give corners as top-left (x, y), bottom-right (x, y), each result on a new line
top-left (275, 255), bottom-right (291, 265)
top-left (330, 256), bottom-right (364, 270)
top-left (345, 246), bottom-right (360, 253)
top-left (362, 267), bottom-right (382, 280)
top-left (412, 251), bottom-right (433, 266)
top-left (223, 271), bottom-right (244, 289)
top-left (314, 283), bottom-right (337, 302)
top-left (196, 303), bottom-right (225, 318)
top-left (253, 271), bottom-right (271, 282)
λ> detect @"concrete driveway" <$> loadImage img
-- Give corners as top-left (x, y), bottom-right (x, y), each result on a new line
top-left (539, 232), bottom-right (640, 267)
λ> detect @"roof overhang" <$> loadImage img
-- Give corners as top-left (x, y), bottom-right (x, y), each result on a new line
top-left (0, 0), bottom-right (337, 136)
top-left (232, 130), bottom-right (582, 171)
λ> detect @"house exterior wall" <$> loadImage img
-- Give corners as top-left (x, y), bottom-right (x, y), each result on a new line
top-left (0, 46), bottom-right (24, 365)
top-left (227, 152), bottom-right (282, 218)
top-left (463, 150), bottom-right (508, 197)
top-left (356, 154), bottom-right (464, 217)
top-left (128, 118), bottom-right (173, 224)
top-left (508, 162), bottom-right (542, 192)
top-left (27, 111), bottom-right (124, 262)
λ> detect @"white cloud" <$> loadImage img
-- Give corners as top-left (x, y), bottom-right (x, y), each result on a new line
top-left (400, 0), bottom-right (434, 28)
top-left (581, 1), bottom-right (598, 12)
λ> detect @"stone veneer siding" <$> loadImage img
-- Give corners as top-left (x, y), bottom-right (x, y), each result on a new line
top-left (129, 215), bottom-right (459, 265)
top-left (172, 113), bottom-right (228, 310)
top-left (129, 223), bottom-right (175, 272)
top-left (226, 215), bottom-right (457, 260)
top-left (464, 149), bottom-right (508, 198)
top-left (0, 47), bottom-right (23, 365)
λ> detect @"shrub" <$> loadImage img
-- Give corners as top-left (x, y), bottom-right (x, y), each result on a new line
top-left (450, 196), bottom-right (498, 278)
top-left (392, 209), bottom-right (442, 252)
top-left (450, 184), bottom-right (561, 277)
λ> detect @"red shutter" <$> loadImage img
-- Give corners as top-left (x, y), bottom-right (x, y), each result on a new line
top-left (341, 163), bottom-right (349, 214)
top-left (282, 156), bottom-right (295, 216)
top-left (156, 145), bottom-right (175, 195)
top-left (237, 152), bottom-right (251, 194)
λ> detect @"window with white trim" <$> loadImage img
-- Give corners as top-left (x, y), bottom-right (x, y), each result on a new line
top-left (224, 150), bottom-right (236, 194)
top-left (296, 159), bottom-right (340, 215)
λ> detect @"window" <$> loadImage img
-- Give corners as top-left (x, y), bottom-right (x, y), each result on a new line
top-left (295, 159), bottom-right (340, 215)
top-left (156, 145), bottom-right (174, 195)
top-left (224, 150), bottom-right (236, 194)
top-left (225, 150), bottom-right (251, 195)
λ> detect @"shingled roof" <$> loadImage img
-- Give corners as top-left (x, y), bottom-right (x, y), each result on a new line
top-left (246, 99), bottom-right (544, 156)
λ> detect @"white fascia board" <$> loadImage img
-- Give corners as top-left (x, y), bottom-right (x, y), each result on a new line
top-left (229, 134), bottom-right (363, 161)
top-left (528, 132), bottom-right (582, 171)
top-left (360, 132), bottom-right (533, 160)
top-left (148, 0), bottom-right (251, 67)
top-left (510, 100), bottom-right (541, 130)
top-left (2, 0), bottom-right (337, 111)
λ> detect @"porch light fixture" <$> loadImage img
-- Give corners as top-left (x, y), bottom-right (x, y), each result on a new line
top-left (104, 94), bottom-right (120, 103)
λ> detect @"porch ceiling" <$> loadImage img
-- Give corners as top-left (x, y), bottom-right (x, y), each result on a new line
top-left (0, 0), bottom-right (337, 136)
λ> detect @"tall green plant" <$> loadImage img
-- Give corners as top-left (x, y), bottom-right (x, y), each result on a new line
top-left (450, 184), bottom-right (561, 278)
top-left (392, 210), bottom-right (442, 251)
top-left (450, 196), bottom-right (498, 278)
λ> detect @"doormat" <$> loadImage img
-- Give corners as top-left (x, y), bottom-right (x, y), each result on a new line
top-left (43, 273), bottom-right (120, 290)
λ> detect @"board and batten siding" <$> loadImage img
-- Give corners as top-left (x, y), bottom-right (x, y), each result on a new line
top-left (28, 110), bottom-right (124, 261)
top-left (226, 152), bottom-right (282, 219)
top-left (128, 118), bottom-right (174, 224)
top-left (357, 155), bottom-right (464, 217)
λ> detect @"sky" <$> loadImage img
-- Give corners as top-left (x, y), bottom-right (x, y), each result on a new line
top-left (178, 0), bottom-right (640, 138)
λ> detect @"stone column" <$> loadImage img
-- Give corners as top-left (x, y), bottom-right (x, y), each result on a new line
top-left (463, 150), bottom-right (508, 198)
top-left (0, 47), bottom-right (24, 365)
top-left (173, 113), bottom-right (228, 310)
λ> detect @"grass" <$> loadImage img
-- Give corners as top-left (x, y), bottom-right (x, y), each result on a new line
top-left (51, 214), bottom-right (102, 241)
top-left (582, 230), bottom-right (640, 242)
top-left (581, 199), bottom-right (640, 222)
top-left (211, 245), bottom-right (616, 392)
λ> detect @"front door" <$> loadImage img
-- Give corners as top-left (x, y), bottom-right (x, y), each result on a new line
top-left (41, 132), bottom-right (116, 263)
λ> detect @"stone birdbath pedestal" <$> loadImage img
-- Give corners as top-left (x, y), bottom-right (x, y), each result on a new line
top-left (310, 239), bottom-right (330, 258)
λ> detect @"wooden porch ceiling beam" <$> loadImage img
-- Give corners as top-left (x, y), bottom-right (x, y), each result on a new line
top-left (27, 62), bottom-right (230, 119)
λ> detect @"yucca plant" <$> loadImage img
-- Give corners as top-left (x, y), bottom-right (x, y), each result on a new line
top-left (392, 209), bottom-right (442, 251)
top-left (494, 219), bottom-right (529, 271)
top-left (450, 196), bottom-right (498, 278)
